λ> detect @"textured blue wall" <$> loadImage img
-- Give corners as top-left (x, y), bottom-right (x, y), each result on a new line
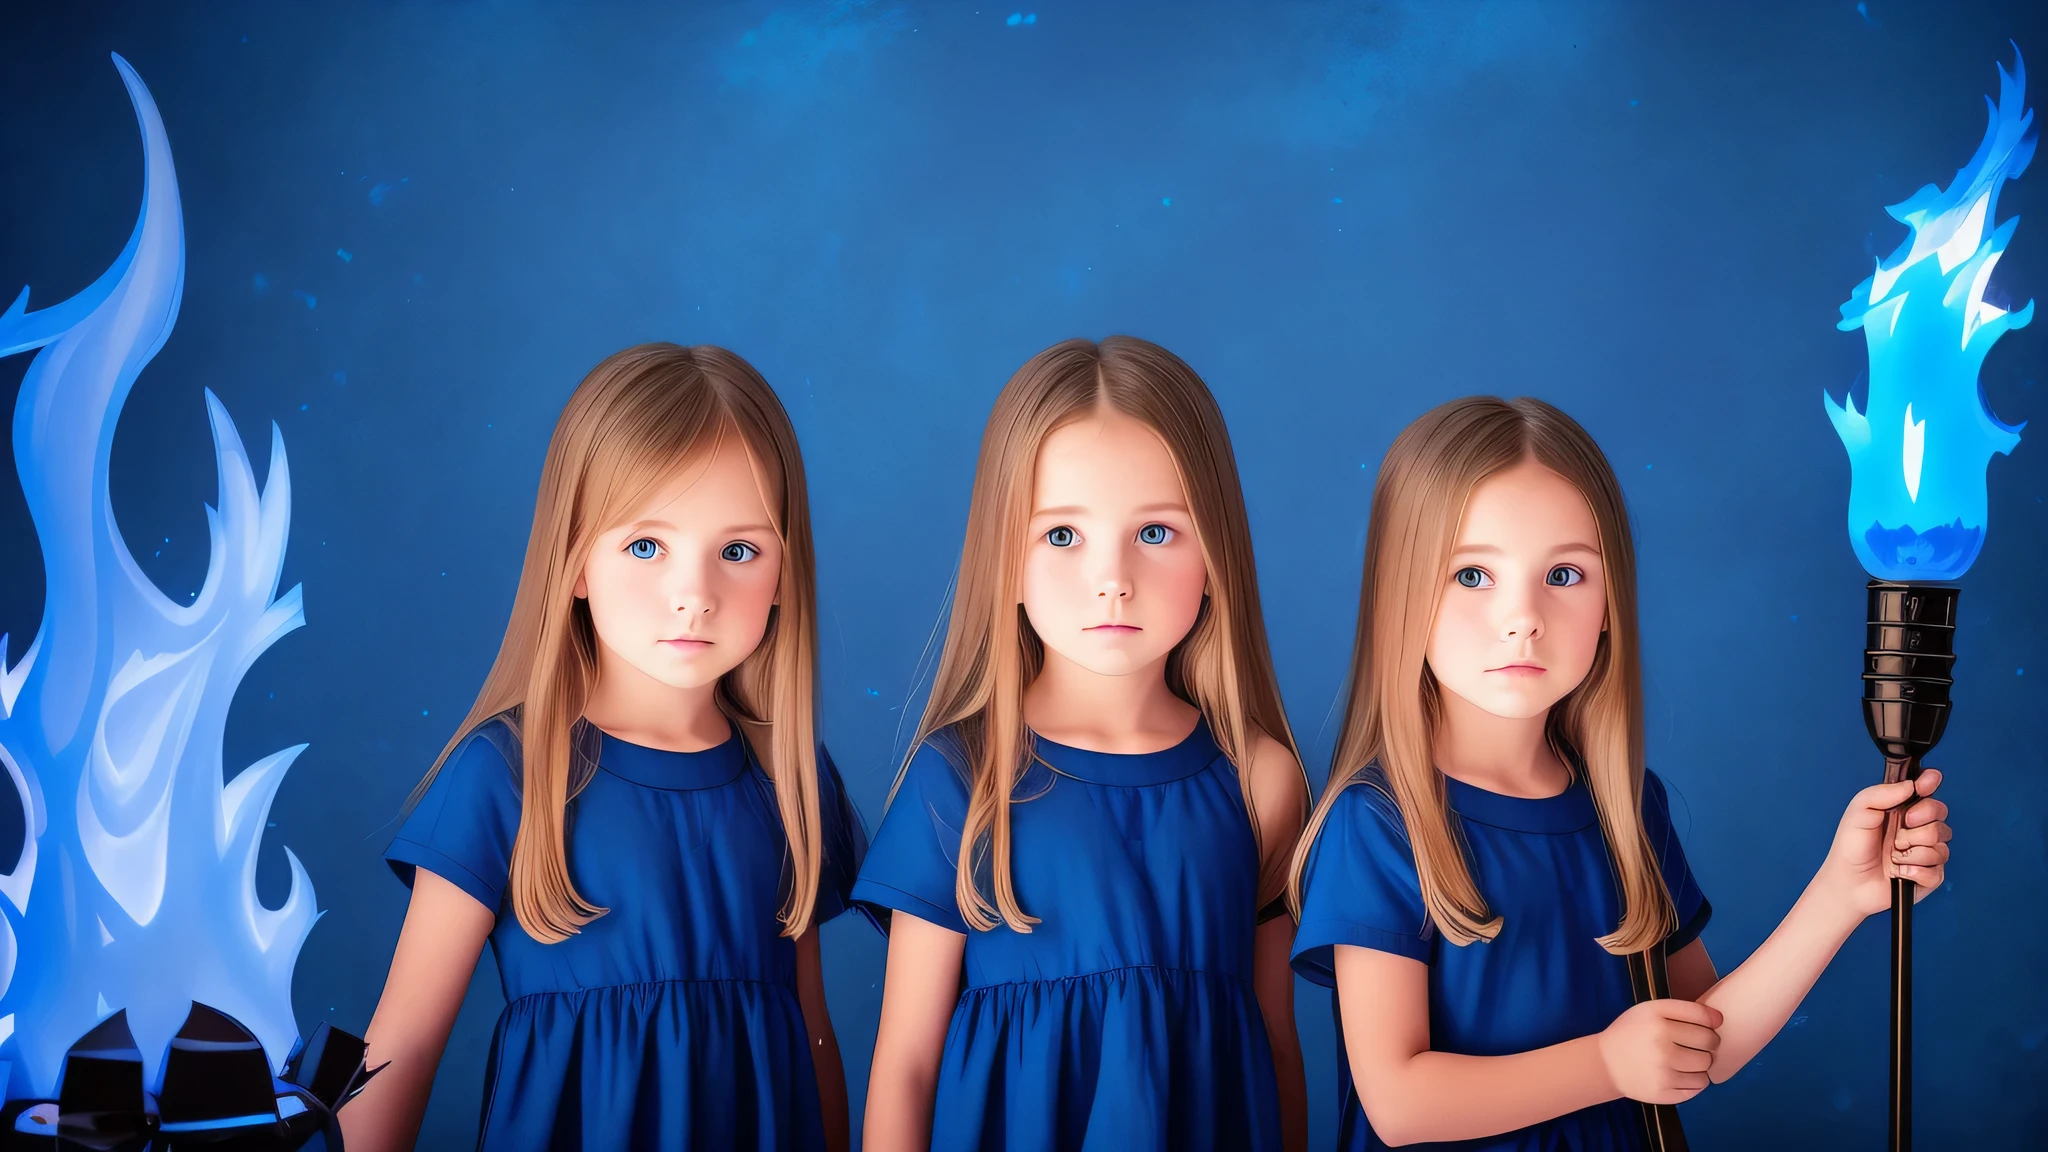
top-left (1, 2), bottom-right (2043, 1147)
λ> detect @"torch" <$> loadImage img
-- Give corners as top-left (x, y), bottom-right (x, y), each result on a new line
top-left (1827, 46), bottom-right (2033, 1152)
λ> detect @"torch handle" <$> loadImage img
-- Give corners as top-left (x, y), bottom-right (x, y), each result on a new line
top-left (1885, 754), bottom-right (1920, 1152)
top-left (1892, 875), bottom-right (1914, 1152)
top-left (1626, 945), bottom-right (1691, 1152)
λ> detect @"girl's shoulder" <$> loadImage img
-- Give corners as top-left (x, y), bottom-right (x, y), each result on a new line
top-left (808, 742), bottom-right (875, 930)
top-left (419, 713), bottom-right (524, 807)
top-left (387, 713), bottom-right (528, 911)
top-left (442, 710), bottom-right (601, 789)
top-left (1291, 761), bottom-right (1433, 979)
top-left (1323, 760), bottom-right (1412, 842)
top-left (813, 740), bottom-right (847, 794)
top-left (870, 728), bottom-right (978, 833)
top-left (1298, 760), bottom-right (1421, 884)
top-left (1637, 768), bottom-right (1702, 868)
top-left (904, 726), bottom-right (976, 796)
top-left (1239, 727), bottom-right (1306, 798)
top-left (464, 713), bottom-right (524, 774)
top-left (1637, 768), bottom-right (1688, 839)
top-left (813, 742), bottom-right (870, 840)
top-left (1641, 767), bottom-right (1675, 809)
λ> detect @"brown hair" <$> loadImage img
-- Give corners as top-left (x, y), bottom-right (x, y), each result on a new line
top-left (1288, 396), bottom-right (1672, 954)
top-left (410, 343), bottom-right (825, 943)
top-left (902, 336), bottom-right (1304, 933)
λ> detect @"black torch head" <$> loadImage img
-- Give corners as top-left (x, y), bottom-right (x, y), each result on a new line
top-left (1862, 581), bottom-right (1959, 762)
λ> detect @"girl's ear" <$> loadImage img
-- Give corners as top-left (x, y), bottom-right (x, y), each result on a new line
top-left (573, 572), bottom-right (588, 600)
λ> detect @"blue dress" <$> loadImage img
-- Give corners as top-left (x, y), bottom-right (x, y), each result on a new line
top-left (1291, 765), bottom-right (1711, 1152)
top-left (384, 718), bottom-right (868, 1151)
top-left (851, 721), bottom-right (1282, 1151)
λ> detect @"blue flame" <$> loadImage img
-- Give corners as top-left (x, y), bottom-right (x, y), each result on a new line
top-left (0, 56), bottom-right (316, 1096)
top-left (1829, 47), bottom-right (2035, 581)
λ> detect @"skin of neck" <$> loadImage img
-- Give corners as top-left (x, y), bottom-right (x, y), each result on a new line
top-left (1429, 681), bottom-right (1572, 800)
top-left (1022, 642), bottom-right (1200, 753)
top-left (579, 635), bottom-right (734, 753)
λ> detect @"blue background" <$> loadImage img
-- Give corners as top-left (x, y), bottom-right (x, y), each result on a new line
top-left (2, 1), bottom-right (2044, 1147)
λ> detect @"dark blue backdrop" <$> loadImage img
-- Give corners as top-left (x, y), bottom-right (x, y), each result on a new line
top-left (2, 2), bottom-right (2043, 1147)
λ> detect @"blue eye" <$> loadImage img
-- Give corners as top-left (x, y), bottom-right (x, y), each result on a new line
top-left (721, 541), bottom-right (759, 563)
top-left (1046, 526), bottom-right (1076, 547)
top-left (1547, 566), bottom-right (1583, 587)
top-left (1454, 567), bottom-right (1492, 589)
top-left (1137, 523), bottom-right (1173, 545)
top-left (628, 538), bottom-right (660, 560)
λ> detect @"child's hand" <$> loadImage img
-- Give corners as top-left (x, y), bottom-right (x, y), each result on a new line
top-left (1596, 999), bottom-right (1722, 1104)
top-left (1818, 770), bottom-right (1952, 918)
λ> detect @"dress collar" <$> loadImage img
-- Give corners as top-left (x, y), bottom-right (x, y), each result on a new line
top-left (594, 726), bottom-right (750, 791)
top-left (1029, 719), bottom-right (1222, 786)
top-left (1443, 772), bottom-right (1599, 834)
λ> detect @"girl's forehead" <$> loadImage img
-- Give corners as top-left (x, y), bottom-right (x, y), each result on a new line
top-left (1031, 412), bottom-right (1185, 506)
top-left (1456, 462), bottom-right (1599, 545)
top-left (609, 432), bottom-right (778, 526)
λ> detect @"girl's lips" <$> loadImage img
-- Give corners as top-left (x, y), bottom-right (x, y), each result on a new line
top-left (1487, 664), bottom-right (1546, 676)
top-left (1085, 624), bottom-right (1142, 633)
top-left (660, 638), bottom-right (713, 650)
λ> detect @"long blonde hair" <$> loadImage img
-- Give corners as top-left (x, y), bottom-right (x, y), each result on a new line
top-left (1289, 396), bottom-right (1672, 954)
top-left (410, 343), bottom-right (826, 943)
top-left (904, 336), bottom-right (1303, 933)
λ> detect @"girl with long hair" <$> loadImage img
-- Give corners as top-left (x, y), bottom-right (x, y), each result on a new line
top-left (856, 336), bottom-right (1309, 1151)
top-left (345, 344), bottom-right (867, 1151)
top-left (1289, 396), bottom-right (1954, 1149)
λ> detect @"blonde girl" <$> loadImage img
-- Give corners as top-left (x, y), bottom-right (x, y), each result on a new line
top-left (347, 344), bottom-right (867, 1151)
top-left (856, 336), bottom-right (1310, 1151)
top-left (1290, 396), bottom-right (1952, 1149)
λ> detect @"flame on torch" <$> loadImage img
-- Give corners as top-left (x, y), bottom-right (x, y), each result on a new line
top-left (1829, 46), bottom-right (2034, 581)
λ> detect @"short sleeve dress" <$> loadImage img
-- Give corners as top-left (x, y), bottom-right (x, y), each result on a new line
top-left (851, 720), bottom-right (1282, 1151)
top-left (1291, 765), bottom-right (1710, 1152)
top-left (384, 718), bottom-right (869, 1151)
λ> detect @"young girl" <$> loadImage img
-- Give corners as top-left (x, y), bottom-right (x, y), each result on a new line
top-left (1290, 396), bottom-right (1954, 1149)
top-left (345, 344), bottom-right (867, 1151)
top-left (856, 336), bottom-right (1309, 1151)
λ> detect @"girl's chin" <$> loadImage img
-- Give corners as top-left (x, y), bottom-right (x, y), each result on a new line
top-left (630, 659), bottom-right (733, 692)
top-left (1446, 683), bottom-right (1563, 721)
top-left (1478, 699), bottom-right (1562, 721)
top-left (1044, 648), bottom-right (1167, 678)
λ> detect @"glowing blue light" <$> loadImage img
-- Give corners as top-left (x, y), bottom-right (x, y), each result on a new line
top-left (1828, 47), bottom-right (2035, 581)
top-left (0, 55), bottom-right (316, 1096)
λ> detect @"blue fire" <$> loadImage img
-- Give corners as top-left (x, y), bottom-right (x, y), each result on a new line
top-left (0, 56), bottom-right (316, 1096)
top-left (1829, 47), bottom-right (2035, 581)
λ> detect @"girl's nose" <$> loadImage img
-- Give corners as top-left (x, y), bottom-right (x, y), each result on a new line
top-left (1498, 597), bottom-right (1543, 642)
top-left (668, 557), bottom-right (718, 617)
top-left (1094, 554), bottom-right (1133, 599)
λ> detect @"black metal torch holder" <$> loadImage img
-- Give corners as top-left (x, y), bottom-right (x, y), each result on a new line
top-left (1859, 579), bottom-right (1958, 1152)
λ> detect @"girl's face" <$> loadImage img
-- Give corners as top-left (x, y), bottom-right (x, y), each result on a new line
top-left (575, 430), bottom-right (783, 692)
top-left (1426, 458), bottom-right (1608, 721)
top-left (1020, 410), bottom-right (1209, 679)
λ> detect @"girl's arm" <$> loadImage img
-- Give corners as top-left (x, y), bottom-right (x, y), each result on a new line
top-left (1687, 771), bottom-right (1951, 1082)
top-left (1254, 917), bottom-right (1307, 1152)
top-left (1666, 938), bottom-right (1720, 1000)
top-left (1333, 945), bottom-right (1722, 1146)
top-left (341, 869), bottom-right (496, 1152)
top-left (1246, 733), bottom-right (1308, 1152)
top-left (795, 925), bottom-right (849, 1152)
top-left (863, 912), bottom-right (966, 1152)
